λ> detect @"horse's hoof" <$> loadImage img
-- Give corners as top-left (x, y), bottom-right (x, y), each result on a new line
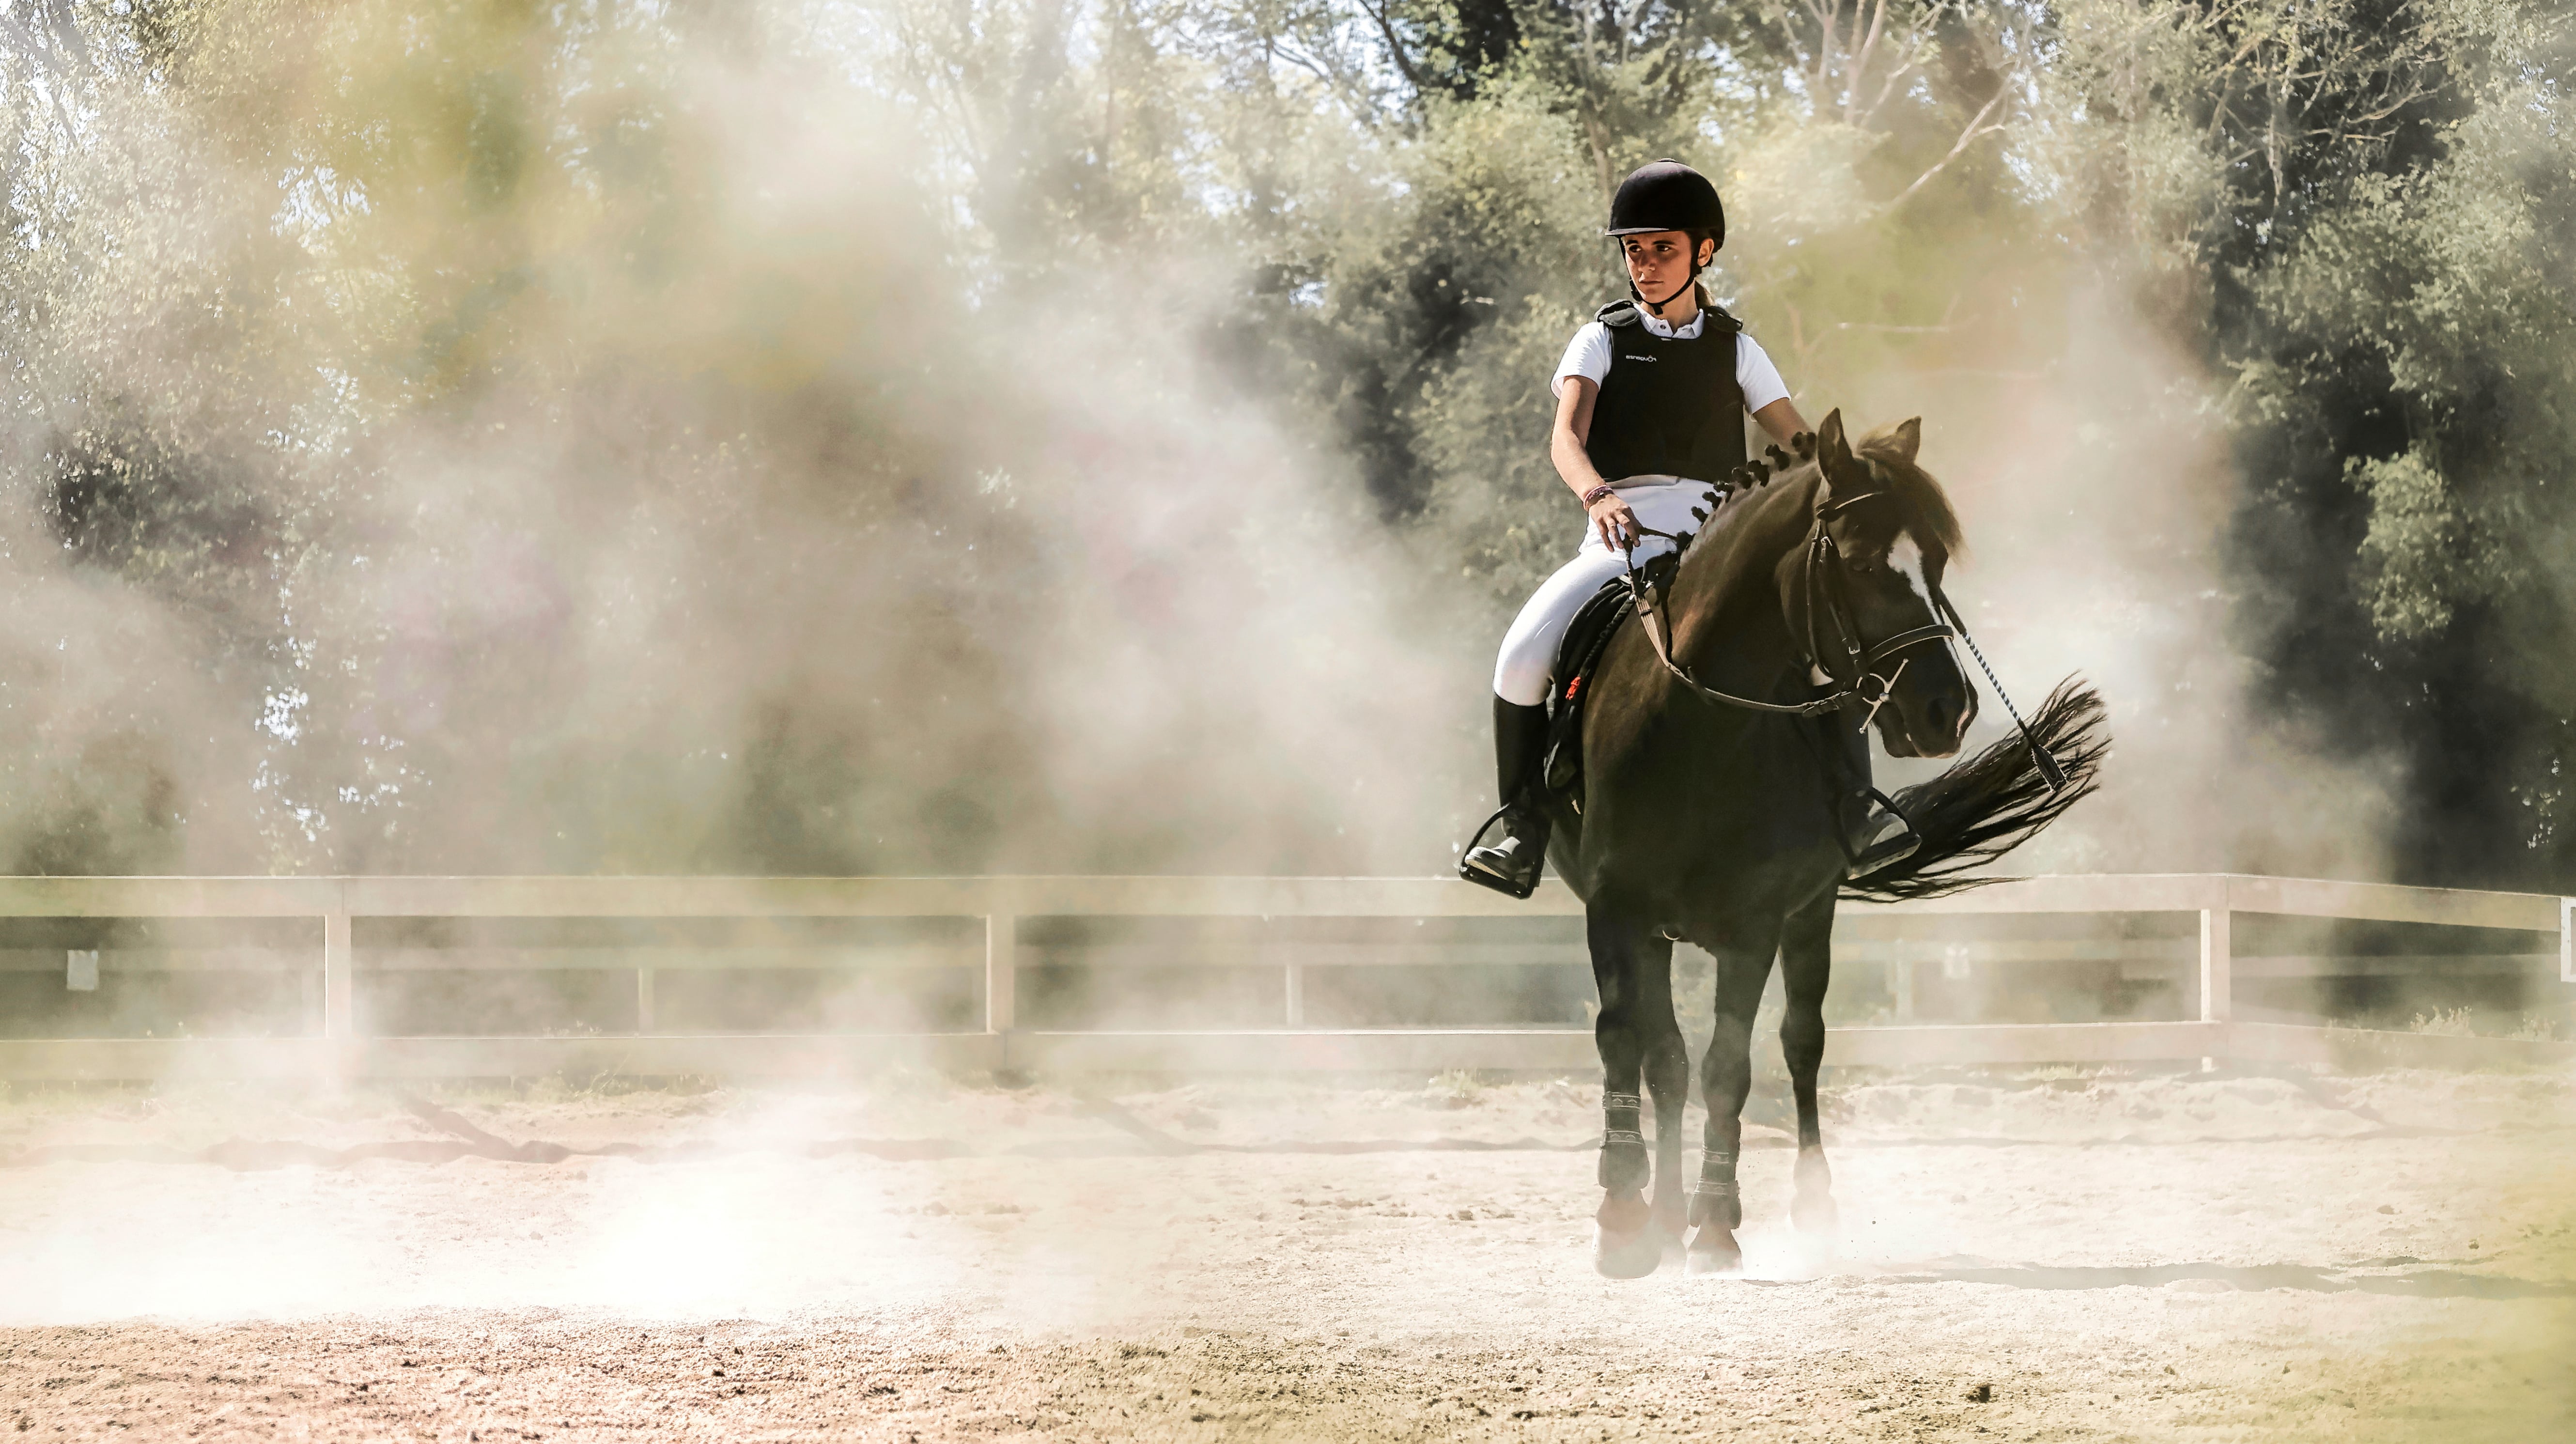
top-left (1593, 1189), bottom-right (1667, 1277)
top-left (1594, 1223), bottom-right (1667, 1279)
top-left (1792, 1150), bottom-right (1838, 1237)
top-left (1792, 1190), bottom-right (1840, 1237)
top-left (1685, 1226), bottom-right (1742, 1275)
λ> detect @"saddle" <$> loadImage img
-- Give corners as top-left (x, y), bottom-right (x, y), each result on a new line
top-left (1540, 550), bottom-right (1678, 812)
top-left (1534, 543), bottom-right (1894, 865)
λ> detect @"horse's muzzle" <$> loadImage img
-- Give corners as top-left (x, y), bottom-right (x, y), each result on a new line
top-left (1923, 688), bottom-right (1977, 756)
top-left (1885, 687), bottom-right (1973, 759)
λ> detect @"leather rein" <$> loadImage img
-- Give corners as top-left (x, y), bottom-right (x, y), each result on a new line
top-left (1619, 484), bottom-right (1956, 722)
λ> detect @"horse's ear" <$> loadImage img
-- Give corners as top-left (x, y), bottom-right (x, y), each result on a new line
top-left (1892, 416), bottom-right (1922, 462)
top-left (1816, 409), bottom-right (1852, 471)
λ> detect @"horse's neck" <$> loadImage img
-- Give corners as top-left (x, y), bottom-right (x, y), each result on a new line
top-left (1665, 472), bottom-right (1814, 689)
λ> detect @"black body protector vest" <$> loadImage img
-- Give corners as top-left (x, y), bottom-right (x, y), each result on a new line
top-left (1582, 298), bottom-right (1748, 485)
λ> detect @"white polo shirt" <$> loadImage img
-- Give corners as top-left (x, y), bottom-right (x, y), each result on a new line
top-left (1551, 308), bottom-right (1791, 413)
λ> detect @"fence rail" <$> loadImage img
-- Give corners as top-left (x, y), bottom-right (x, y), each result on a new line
top-left (0, 873), bottom-right (2569, 1081)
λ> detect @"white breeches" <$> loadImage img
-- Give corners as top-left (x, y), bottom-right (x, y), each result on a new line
top-left (1491, 476), bottom-right (1713, 706)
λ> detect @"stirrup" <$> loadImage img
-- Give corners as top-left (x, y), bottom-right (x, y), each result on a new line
top-left (1846, 809), bottom-right (1921, 879)
top-left (1459, 804), bottom-right (1547, 900)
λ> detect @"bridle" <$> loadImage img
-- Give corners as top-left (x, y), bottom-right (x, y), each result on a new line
top-left (1618, 469), bottom-right (2071, 793)
top-left (1621, 483), bottom-right (1955, 724)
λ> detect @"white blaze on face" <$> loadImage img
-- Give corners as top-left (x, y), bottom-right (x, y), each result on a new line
top-left (1889, 535), bottom-right (1928, 595)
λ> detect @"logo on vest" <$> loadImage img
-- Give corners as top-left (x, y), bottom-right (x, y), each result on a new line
top-left (1622, 354), bottom-right (1656, 362)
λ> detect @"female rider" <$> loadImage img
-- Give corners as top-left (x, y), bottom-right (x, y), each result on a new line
top-left (1461, 160), bottom-right (1811, 897)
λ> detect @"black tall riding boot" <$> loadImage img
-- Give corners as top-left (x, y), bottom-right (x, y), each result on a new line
top-left (1460, 696), bottom-right (1554, 898)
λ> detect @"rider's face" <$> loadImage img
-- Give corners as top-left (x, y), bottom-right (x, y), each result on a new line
top-left (1620, 231), bottom-right (1712, 298)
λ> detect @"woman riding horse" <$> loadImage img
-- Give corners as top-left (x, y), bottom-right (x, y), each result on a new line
top-left (1461, 160), bottom-right (1900, 897)
top-left (1452, 163), bottom-right (2110, 1279)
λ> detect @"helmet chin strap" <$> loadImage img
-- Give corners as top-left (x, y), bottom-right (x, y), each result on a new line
top-left (1640, 272), bottom-right (1696, 316)
top-left (1627, 248), bottom-right (1706, 319)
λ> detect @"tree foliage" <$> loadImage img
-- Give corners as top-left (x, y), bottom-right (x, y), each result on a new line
top-left (0, 0), bottom-right (2570, 885)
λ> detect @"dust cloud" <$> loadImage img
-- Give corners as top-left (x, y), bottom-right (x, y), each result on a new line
top-left (0, 0), bottom-right (2417, 890)
top-left (0, 1), bottom-right (1474, 884)
top-left (1709, 119), bottom-right (2400, 882)
top-left (0, 9), bottom-right (2566, 1437)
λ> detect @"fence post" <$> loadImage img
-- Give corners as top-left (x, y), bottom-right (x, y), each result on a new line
top-left (2198, 884), bottom-right (2233, 1075)
top-left (985, 913), bottom-right (1016, 1035)
top-left (2561, 897), bottom-right (2573, 985)
top-left (2198, 900), bottom-right (2233, 1022)
top-left (322, 903), bottom-right (354, 1040)
top-left (1284, 959), bottom-right (1305, 1028)
top-left (636, 968), bottom-right (657, 1034)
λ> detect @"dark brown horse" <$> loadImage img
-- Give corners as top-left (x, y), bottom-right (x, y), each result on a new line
top-left (1552, 409), bottom-right (2106, 1276)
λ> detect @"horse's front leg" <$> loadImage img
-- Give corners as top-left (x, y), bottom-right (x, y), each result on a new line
top-left (1780, 891), bottom-right (1838, 1238)
top-left (1689, 931), bottom-right (1779, 1274)
top-left (1586, 908), bottom-right (1683, 1279)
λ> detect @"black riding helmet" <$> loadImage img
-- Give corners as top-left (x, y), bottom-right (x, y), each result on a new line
top-left (1605, 160), bottom-right (1725, 315)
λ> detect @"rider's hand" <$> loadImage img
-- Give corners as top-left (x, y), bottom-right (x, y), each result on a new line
top-left (1588, 494), bottom-right (1640, 551)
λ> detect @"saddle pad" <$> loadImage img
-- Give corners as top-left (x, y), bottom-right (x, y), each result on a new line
top-left (1542, 553), bottom-right (1676, 806)
top-left (1550, 579), bottom-right (1639, 714)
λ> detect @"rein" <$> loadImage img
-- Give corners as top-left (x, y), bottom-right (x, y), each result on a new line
top-left (1928, 580), bottom-right (2072, 793)
top-left (1616, 471), bottom-right (2068, 796)
top-left (1620, 488), bottom-right (1953, 721)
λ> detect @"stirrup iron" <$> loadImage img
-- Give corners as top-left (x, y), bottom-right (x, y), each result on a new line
top-left (1846, 806), bottom-right (1921, 879)
top-left (1459, 803), bottom-right (1547, 900)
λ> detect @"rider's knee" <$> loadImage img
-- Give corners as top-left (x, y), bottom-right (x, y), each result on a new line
top-left (1491, 647), bottom-right (1553, 707)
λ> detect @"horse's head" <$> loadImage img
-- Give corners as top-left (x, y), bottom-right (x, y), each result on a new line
top-left (1786, 410), bottom-right (1978, 759)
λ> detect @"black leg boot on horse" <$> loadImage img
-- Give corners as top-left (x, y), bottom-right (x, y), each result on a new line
top-left (1460, 697), bottom-right (1554, 898)
top-left (1588, 911), bottom-right (1690, 1277)
top-left (1684, 910), bottom-right (1838, 1275)
top-left (1688, 937), bottom-right (1775, 1273)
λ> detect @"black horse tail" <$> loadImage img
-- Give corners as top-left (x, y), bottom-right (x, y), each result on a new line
top-left (1840, 679), bottom-right (2109, 903)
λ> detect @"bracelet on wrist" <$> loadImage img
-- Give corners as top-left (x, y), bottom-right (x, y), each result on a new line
top-left (1581, 482), bottom-right (1619, 507)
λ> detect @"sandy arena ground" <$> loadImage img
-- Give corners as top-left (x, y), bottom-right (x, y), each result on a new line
top-left (2, 1064), bottom-right (2571, 1441)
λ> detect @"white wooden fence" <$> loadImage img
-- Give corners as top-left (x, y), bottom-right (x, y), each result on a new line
top-left (0, 873), bottom-right (2569, 1080)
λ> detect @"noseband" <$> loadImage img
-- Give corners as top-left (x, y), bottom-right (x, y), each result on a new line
top-left (1798, 491), bottom-right (1959, 714)
top-left (1622, 486), bottom-right (1954, 721)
